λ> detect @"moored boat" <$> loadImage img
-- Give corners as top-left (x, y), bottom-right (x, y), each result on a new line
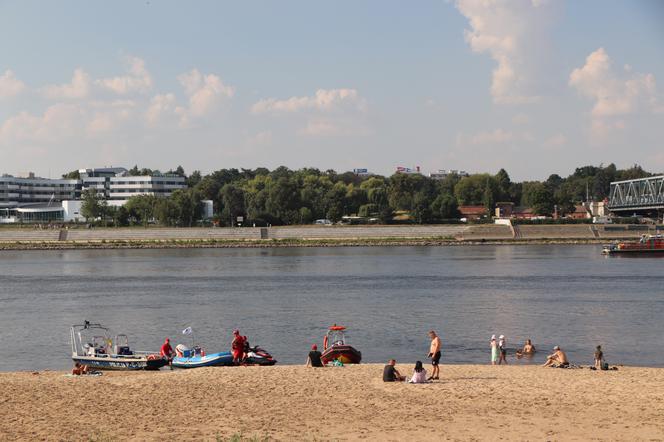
top-left (172, 345), bottom-right (233, 368)
top-left (171, 344), bottom-right (277, 368)
top-left (70, 321), bottom-right (167, 370)
top-left (321, 325), bottom-right (362, 365)
top-left (602, 234), bottom-right (664, 255)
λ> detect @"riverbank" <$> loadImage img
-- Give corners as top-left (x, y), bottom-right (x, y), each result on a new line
top-left (1, 364), bottom-right (662, 441)
top-left (0, 223), bottom-right (656, 250)
top-left (0, 237), bottom-right (616, 250)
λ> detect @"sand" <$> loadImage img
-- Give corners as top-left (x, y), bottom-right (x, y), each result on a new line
top-left (1, 364), bottom-right (663, 441)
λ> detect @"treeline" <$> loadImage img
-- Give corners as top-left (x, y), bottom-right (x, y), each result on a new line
top-left (80, 163), bottom-right (653, 226)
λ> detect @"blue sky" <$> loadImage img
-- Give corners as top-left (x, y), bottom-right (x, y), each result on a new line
top-left (1, 0), bottom-right (663, 180)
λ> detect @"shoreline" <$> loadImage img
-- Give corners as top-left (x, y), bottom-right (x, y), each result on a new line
top-left (0, 237), bottom-right (618, 251)
top-left (2, 364), bottom-right (663, 441)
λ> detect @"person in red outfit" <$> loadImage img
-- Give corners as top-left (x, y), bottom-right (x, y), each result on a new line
top-left (160, 338), bottom-right (174, 369)
top-left (231, 330), bottom-right (246, 365)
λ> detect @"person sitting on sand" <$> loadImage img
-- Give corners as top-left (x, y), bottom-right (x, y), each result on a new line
top-left (383, 359), bottom-right (406, 382)
top-left (409, 361), bottom-right (428, 384)
top-left (72, 362), bottom-right (89, 375)
top-left (543, 346), bottom-right (569, 367)
top-left (306, 344), bottom-right (324, 367)
top-left (594, 345), bottom-right (604, 369)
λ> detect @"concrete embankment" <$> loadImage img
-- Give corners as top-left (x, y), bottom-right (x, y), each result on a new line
top-left (0, 224), bottom-right (657, 250)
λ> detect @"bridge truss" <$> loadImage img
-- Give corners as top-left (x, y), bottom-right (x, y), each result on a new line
top-left (608, 175), bottom-right (664, 212)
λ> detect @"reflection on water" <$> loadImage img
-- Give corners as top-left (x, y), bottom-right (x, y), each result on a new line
top-left (0, 245), bottom-right (663, 371)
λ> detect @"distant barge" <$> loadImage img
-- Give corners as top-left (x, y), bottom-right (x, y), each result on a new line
top-left (602, 234), bottom-right (664, 255)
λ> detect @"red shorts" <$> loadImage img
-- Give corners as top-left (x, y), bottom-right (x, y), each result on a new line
top-left (232, 349), bottom-right (243, 360)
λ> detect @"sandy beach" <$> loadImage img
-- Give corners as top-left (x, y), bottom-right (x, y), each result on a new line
top-left (1, 364), bottom-right (663, 441)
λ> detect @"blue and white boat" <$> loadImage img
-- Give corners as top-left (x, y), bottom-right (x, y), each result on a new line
top-left (171, 343), bottom-right (277, 368)
top-left (171, 346), bottom-right (233, 368)
top-left (70, 321), bottom-right (167, 370)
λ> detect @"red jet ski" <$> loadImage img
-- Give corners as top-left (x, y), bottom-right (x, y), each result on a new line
top-left (321, 325), bottom-right (362, 364)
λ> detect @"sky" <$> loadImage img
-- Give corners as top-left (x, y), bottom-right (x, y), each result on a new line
top-left (0, 0), bottom-right (663, 181)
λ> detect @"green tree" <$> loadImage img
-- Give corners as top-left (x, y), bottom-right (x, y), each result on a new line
top-left (61, 170), bottom-right (80, 179)
top-left (454, 174), bottom-right (496, 206)
top-left (219, 184), bottom-right (246, 226)
top-left (186, 170), bottom-right (202, 187)
top-left (430, 194), bottom-right (459, 220)
top-left (523, 182), bottom-right (555, 216)
top-left (125, 195), bottom-right (158, 226)
top-left (80, 189), bottom-right (102, 222)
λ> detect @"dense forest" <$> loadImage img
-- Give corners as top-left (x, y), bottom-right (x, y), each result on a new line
top-left (77, 164), bottom-right (654, 227)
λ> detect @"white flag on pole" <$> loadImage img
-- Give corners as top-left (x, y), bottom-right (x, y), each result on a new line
top-left (182, 327), bottom-right (193, 335)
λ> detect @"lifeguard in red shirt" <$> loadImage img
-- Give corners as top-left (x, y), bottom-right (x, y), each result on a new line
top-left (160, 338), bottom-right (174, 369)
top-left (231, 330), bottom-right (246, 365)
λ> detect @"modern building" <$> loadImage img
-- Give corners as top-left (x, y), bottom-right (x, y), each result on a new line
top-left (429, 169), bottom-right (469, 180)
top-left (0, 174), bottom-right (80, 209)
top-left (0, 167), bottom-right (187, 223)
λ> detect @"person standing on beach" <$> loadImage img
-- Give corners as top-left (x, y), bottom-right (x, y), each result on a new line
top-left (490, 335), bottom-right (498, 365)
top-left (231, 330), bottom-right (246, 365)
top-left (498, 335), bottom-right (507, 365)
top-left (594, 345), bottom-right (604, 369)
top-left (427, 331), bottom-right (441, 380)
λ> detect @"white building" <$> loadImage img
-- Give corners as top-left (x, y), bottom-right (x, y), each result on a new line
top-left (0, 167), bottom-right (187, 223)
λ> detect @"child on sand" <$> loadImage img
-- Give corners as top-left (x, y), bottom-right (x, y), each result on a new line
top-left (409, 361), bottom-right (428, 383)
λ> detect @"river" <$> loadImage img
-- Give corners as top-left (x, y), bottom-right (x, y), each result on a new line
top-left (0, 245), bottom-right (662, 371)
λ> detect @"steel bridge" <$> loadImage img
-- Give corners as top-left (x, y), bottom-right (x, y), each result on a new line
top-left (608, 175), bottom-right (664, 212)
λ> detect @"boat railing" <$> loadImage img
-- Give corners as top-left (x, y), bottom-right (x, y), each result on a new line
top-left (73, 349), bottom-right (160, 359)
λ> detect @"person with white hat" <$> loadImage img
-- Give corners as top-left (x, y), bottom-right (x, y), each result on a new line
top-left (543, 345), bottom-right (569, 367)
top-left (490, 335), bottom-right (498, 365)
top-left (498, 335), bottom-right (508, 365)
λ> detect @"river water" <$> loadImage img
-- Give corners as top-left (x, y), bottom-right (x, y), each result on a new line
top-left (0, 245), bottom-right (662, 371)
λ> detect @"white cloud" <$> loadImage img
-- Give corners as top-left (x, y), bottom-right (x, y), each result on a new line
top-left (0, 103), bottom-right (84, 143)
top-left (455, 0), bottom-right (556, 104)
top-left (175, 69), bottom-right (234, 124)
top-left (570, 48), bottom-right (660, 117)
top-left (0, 70), bottom-right (26, 98)
top-left (42, 68), bottom-right (91, 99)
top-left (569, 48), bottom-right (661, 136)
top-left (145, 93), bottom-right (177, 125)
top-left (251, 88), bottom-right (367, 114)
top-left (96, 56), bottom-right (153, 95)
top-left (0, 100), bottom-right (136, 143)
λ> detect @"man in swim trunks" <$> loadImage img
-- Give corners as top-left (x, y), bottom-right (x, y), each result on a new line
top-left (231, 330), bottom-right (246, 365)
top-left (427, 330), bottom-right (441, 380)
top-left (543, 346), bottom-right (569, 367)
